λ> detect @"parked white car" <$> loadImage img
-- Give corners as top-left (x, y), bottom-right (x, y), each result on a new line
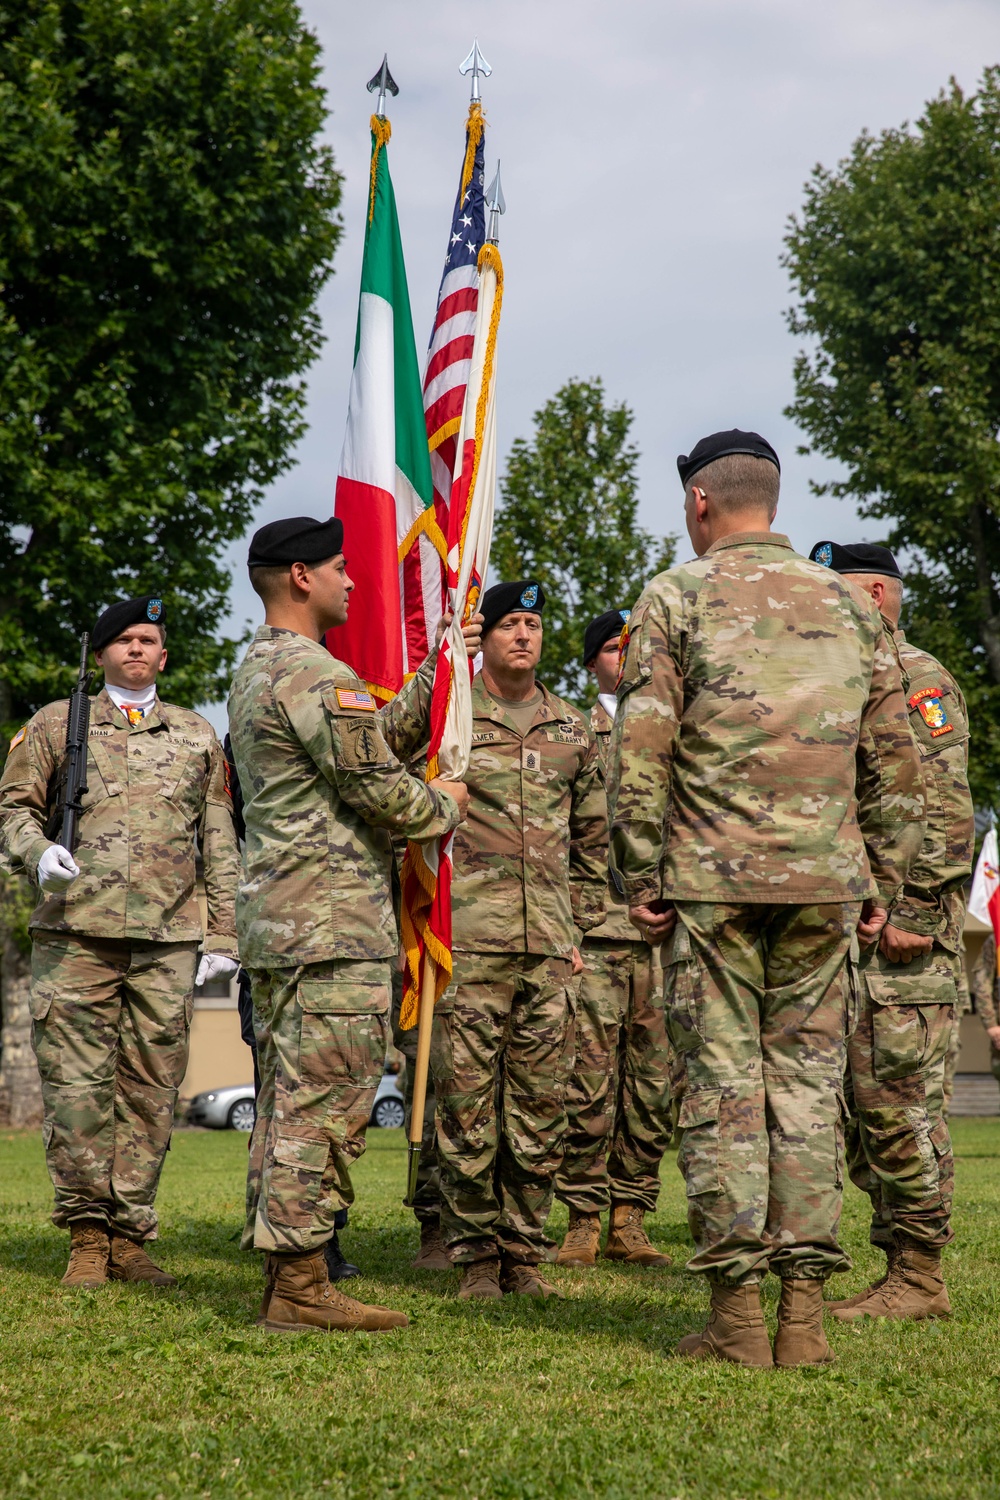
top-left (186, 1066), bottom-right (405, 1132)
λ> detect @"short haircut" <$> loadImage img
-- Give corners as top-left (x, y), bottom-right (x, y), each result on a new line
top-left (686, 452), bottom-right (780, 516)
top-left (249, 564), bottom-right (290, 605)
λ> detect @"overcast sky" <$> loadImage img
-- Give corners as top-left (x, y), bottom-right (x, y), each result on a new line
top-left (202, 0), bottom-right (1000, 725)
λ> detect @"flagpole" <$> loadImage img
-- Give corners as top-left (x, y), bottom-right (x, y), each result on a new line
top-left (405, 954), bottom-right (437, 1204)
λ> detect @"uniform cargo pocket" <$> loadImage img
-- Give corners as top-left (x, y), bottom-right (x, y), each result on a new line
top-left (297, 977), bottom-right (390, 1016)
top-left (865, 962), bottom-right (956, 1083)
top-left (664, 924), bottom-right (704, 1055)
top-left (677, 1086), bottom-right (722, 1197)
top-left (266, 1132), bottom-right (329, 1229)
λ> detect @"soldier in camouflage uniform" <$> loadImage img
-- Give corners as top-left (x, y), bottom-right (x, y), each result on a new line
top-left (431, 580), bottom-right (608, 1300)
top-left (228, 516), bottom-right (468, 1333)
top-left (970, 931), bottom-right (1000, 1083)
top-left (0, 596), bottom-right (240, 1288)
top-left (553, 609), bottom-right (674, 1270)
top-left (943, 951), bottom-right (971, 1117)
top-left (609, 432), bottom-right (926, 1368)
top-left (809, 543), bottom-right (974, 1322)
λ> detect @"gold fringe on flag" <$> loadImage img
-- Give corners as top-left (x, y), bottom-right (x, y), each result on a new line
top-left (458, 242), bottom-right (504, 583)
top-left (368, 114), bottom-right (392, 225)
top-left (459, 101), bottom-right (486, 205)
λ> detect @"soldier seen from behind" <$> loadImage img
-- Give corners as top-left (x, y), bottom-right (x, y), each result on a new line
top-left (430, 581), bottom-right (608, 1300)
top-left (552, 608), bottom-right (674, 1269)
top-left (228, 517), bottom-right (470, 1334)
top-left (809, 542), bottom-right (973, 1323)
top-left (608, 431), bottom-right (926, 1368)
top-left (0, 597), bottom-right (240, 1288)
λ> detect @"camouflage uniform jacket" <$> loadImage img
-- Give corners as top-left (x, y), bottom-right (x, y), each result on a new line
top-left (887, 629), bottom-right (973, 945)
top-left (585, 698), bottom-right (636, 944)
top-left (608, 532), bottom-right (926, 908)
top-left (228, 627), bottom-right (460, 969)
top-left (970, 932), bottom-right (999, 1027)
top-left (0, 689), bottom-right (238, 955)
top-left (451, 673), bottom-right (608, 956)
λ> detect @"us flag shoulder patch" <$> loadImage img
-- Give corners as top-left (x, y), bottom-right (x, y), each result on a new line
top-left (335, 688), bottom-right (376, 711)
top-left (9, 726), bottom-right (26, 750)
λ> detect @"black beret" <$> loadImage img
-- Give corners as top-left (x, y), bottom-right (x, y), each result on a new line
top-left (480, 580), bottom-right (545, 636)
top-left (92, 596), bottom-right (166, 653)
top-left (677, 429), bottom-right (781, 488)
top-left (247, 515), bottom-right (344, 569)
top-left (583, 608), bottom-right (631, 667)
top-left (809, 541), bottom-right (902, 579)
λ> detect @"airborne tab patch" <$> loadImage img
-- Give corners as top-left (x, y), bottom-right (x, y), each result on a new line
top-left (335, 688), bottom-right (376, 711)
top-left (909, 686), bottom-right (953, 738)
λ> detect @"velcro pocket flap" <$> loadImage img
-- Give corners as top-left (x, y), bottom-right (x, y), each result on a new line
top-left (677, 1087), bottom-right (721, 1132)
top-left (865, 961), bottom-right (957, 1009)
top-left (272, 1136), bottom-right (327, 1173)
top-left (298, 977), bottom-right (389, 1016)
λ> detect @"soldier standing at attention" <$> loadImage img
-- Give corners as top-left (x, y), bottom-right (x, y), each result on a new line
top-left (609, 432), bottom-right (926, 1369)
top-left (431, 580), bottom-right (608, 1301)
top-left (553, 609), bottom-right (673, 1270)
top-left (970, 929), bottom-right (1000, 1083)
top-left (228, 516), bottom-right (468, 1334)
top-left (0, 597), bottom-right (240, 1287)
top-left (808, 542), bottom-right (973, 1322)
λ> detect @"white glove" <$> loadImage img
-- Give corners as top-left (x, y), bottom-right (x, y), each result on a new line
top-left (38, 845), bottom-right (80, 893)
top-left (196, 952), bottom-right (240, 988)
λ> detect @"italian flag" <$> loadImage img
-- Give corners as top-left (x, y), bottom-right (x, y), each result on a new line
top-left (333, 116), bottom-right (434, 699)
top-left (970, 827), bottom-right (1000, 947)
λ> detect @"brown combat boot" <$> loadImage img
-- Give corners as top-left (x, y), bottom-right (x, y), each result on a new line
top-left (108, 1234), bottom-right (177, 1287)
top-left (457, 1257), bottom-right (503, 1300)
top-left (826, 1244), bottom-right (899, 1312)
top-left (829, 1243), bottom-right (950, 1323)
top-left (264, 1251), bottom-right (408, 1332)
top-left (62, 1220), bottom-right (110, 1288)
top-left (412, 1219), bottom-right (450, 1270)
top-left (676, 1282), bottom-right (774, 1367)
top-left (773, 1279), bottom-right (836, 1368)
top-left (499, 1260), bottom-right (564, 1299)
top-left (603, 1203), bottom-right (672, 1266)
top-left (556, 1210), bottom-right (601, 1267)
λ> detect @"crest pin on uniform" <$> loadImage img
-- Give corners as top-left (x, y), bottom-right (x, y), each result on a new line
top-left (519, 584), bottom-right (539, 608)
top-left (619, 609), bottom-right (631, 622)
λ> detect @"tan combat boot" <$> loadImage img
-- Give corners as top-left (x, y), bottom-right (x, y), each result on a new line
top-left (264, 1251), bottom-right (408, 1332)
top-left (499, 1259), bottom-right (564, 1299)
top-left (457, 1257), bottom-right (503, 1300)
top-left (108, 1234), bottom-right (177, 1287)
top-left (62, 1220), bottom-right (110, 1288)
top-left (412, 1219), bottom-right (451, 1270)
top-left (773, 1279), bottom-right (836, 1367)
top-left (829, 1243), bottom-right (950, 1323)
top-left (556, 1210), bottom-right (602, 1267)
top-left (826, 1244), bottom-right (899, 1312)
top-left (603, 1203), bottom-right (673, 1266)
top-left (676, 1282), bottom-right (774, 1367)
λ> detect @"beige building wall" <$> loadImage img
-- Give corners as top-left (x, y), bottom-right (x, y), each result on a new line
top-left (180, 990), bottom-right (252, 1101)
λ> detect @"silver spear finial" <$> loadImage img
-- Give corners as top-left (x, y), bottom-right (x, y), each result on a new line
top-left (459, 39), bottom-right (492, 104)
top-left (366, 54), bottom-right (399, 118)
top-left (485, 160), bottom-right (505, 243)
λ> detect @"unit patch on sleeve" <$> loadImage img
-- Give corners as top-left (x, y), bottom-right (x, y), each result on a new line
top-left (908, 686), bottom-right (953, 738)
top-left (335, 688), bottom-right (376, 711)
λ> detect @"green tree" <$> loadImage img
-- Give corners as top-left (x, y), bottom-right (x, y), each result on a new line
top-left (783, 69), bottom-right (1000, 806)
top-left (0, 0), bottom-right (341, 728)
top-left (492, 378), bottom-right (675, 705)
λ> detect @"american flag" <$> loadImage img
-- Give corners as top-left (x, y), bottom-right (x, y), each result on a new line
top-left (398, 102), bottom-right (487, 675)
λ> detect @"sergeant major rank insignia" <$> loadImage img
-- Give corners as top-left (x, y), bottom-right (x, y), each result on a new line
top-left (909, 686), bottom-right (953, 737)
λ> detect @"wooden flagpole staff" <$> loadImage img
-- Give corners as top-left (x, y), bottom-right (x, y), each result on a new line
top-left (405, 955), bottom-right (437, 1205)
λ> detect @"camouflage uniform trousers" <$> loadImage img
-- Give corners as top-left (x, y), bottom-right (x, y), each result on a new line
top-left (843, 946), bottom-right (955, 1253)
top-left (942, 952), bottom-right (970, 1119)
top-left (243, 958), bottom-right (390, 1255)
top-left (431, 952), bottom-right (575, 1265)
top-left (390, 965), bottom-right (440, 1225)
top-left (666, 901), bottom-right (861, 1285)
top-left (554, 939), bottom-right (673, 1215)
top-left (29, 932), bottom-right (199, 1239)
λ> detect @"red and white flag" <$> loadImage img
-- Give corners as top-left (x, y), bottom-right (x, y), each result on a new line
top-left (969, 827), bottom-right (1000, 946)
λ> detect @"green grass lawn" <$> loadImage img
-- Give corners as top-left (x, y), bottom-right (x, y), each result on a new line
top-left (2, 1121), bottom-right (1000, 1500)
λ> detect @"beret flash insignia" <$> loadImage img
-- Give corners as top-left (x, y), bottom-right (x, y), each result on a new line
top-left (619, 608), bottom-right (631, 622)
top-left (815, 543), bottom-right (833, 568)
top-left (519, 583), bottom-right (539, 608)
top-left (146, 598), bottom-right (163, 622)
